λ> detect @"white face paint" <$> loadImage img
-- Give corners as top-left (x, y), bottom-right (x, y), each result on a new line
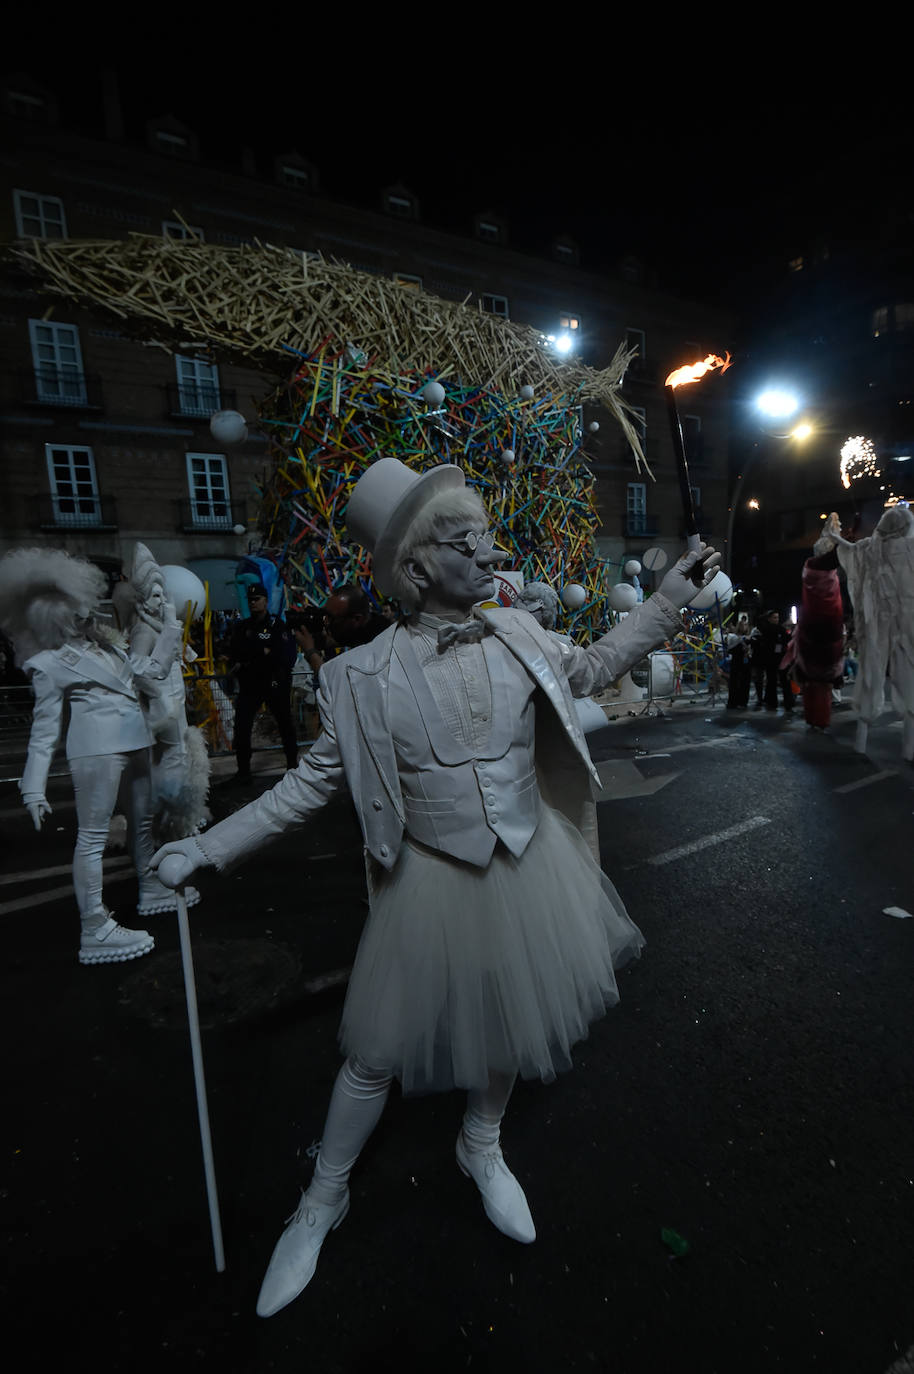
top-left (145, 582), bottom-right (166, 615)
top-left (419, 517), bottom-right (507, 616)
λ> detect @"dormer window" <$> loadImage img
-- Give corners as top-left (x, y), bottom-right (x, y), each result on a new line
top-left (382, 185), bottom-right (417, 219)
top-left (5, 87), bottom-right (53, 122)
top-left (281, 165), bottom-right (310, 190)
top-left (553, 238), bottom-right (580, 266)
top-left (157, 130), bottom-right (187, 150)
top-left (147, 117), bottom-right (198, 160)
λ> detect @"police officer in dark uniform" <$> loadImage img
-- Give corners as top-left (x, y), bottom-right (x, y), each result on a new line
top-left (229, 585), bottom-right (298, 783)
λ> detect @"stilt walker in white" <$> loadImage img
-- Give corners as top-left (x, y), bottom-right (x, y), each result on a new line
top-left (151, 458), bottom-right (720, 1315)
top-left (0, 547), bottom-right (185, 963)
top-left (822, 507), bottom-right (914, 760)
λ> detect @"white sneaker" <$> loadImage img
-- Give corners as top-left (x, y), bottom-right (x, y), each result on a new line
top-left (456, 1132), bottom-right (536, 1244)
top-left (137, 883), bottom-right (201, 916)
top-left (256, 1189), bottom-right (349, 1318)
top-left (79, 914), bottom-right (154, 965)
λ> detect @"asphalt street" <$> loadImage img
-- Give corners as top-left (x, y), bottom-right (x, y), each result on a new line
top-left (2, 699), bottom-right (913, 1373)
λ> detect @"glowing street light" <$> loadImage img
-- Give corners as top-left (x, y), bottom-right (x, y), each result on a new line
top-left (791, 423), bottom-right (813, 441)
top-left (756, 389), bottom-right (800, 418)
top-left (546, 331), bottom-right (574, 355)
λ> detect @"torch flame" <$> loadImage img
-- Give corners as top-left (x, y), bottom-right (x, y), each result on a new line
top-left (665, 353), bottom-right (732, 389)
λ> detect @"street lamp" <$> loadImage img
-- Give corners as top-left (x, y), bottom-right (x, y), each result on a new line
top-left (725, 393), bottom-right (813, 575)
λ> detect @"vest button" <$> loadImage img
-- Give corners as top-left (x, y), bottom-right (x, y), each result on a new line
top-left (486, 795), bottom-right (496, 806)
top-left (379, 844), bottom-right (390, 858)
top-left (371, 798), bottom-right (383, 811)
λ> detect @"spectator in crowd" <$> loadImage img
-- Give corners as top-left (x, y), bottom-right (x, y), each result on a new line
top-left (228, 585), bottom-right (298, 784)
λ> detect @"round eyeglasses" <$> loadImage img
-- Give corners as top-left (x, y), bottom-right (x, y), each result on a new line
top-left (431, 529), bottom-right (497, 557)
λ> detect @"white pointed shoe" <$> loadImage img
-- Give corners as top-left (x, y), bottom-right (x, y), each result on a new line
top-left (256, 1189), bottom-right (349, 1318)
top-left (456, 1133), bottom-right (536, 1244)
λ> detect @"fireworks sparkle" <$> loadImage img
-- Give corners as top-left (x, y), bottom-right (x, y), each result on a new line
top-left (840, 435), bottom-right (880, 489)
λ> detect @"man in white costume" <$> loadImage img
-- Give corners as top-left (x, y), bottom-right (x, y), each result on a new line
top-left (0, 548), bottom-right (188, 963)
top-left (151, 459), bottom-right (719, 1316)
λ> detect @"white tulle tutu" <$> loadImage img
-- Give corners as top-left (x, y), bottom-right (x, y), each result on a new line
top-left (338, 804), bottom-right (644, 1095)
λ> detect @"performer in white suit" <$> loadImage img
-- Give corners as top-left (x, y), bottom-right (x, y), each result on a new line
top-left (0, 548), bottom-right (184, 963)
top-left (151, 459), bottom-right (719, 1316)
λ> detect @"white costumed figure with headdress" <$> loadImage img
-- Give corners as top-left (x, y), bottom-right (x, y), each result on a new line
top-left (824, 506), bottom-right (914, 758)
top-left (0, 547), bottom-right (199, 966)
top-left (129, 543), bottom-right (210, 842)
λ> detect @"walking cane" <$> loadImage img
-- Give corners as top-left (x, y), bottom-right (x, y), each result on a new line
top-left (159, 855), bottom-right (226, 1272)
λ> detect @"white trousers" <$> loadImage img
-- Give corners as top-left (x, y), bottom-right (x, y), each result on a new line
top-left (68, 748), bottom-right (155, 921)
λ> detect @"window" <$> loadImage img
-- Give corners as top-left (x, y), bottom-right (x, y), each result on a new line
top-left (627, 482), bottom-right (647, 533)
top-left (631, 406), bottom-right (646, 451)
top-left (625, 327), bottom-right (645, 359)
top-left (163, 220), bottom-right (204, 241)
top-left (175, 355), bottom-right (220, 417)
top-left (560, 313), bottom-right (580, 333)
top-left (29, 319), bottom-right (87, 404)
top-left (554, 240), bottom-right (579, 264)
top-left (7, 89), bottom-right (49, 121)
top-left (680, 413), bottom-right (703, 465)
top-left (187, 454), bottom-right (231, 529)
top-left (872, 306), bottom-right (889, 338)
top-left (14, 190), bottom-right (66, 239)
top-left (481, 294), bottom-right (509, 318)
top-left (45, 445), bottom-right (101, 525)
top-left (280, 165), bottom-right (310, 190)
top-left (477, 221), bottom-right (500, 242)
top-left (393, 273), bottom-right (423, 290)
top-left (386, 192), bottom-right (415, 218)
top-left (896, 304), bottom-right (914, 332)
top-left (157, 129), bottom-right (188, 151)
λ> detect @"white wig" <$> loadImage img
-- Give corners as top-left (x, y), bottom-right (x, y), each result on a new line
top-left (0, 548), bottom-right (107, 662)
top-left (517, 581), bottom-right (560, 629)
top-left (388, 485), bottom-right (489, 610)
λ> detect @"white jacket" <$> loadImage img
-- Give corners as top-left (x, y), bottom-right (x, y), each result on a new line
top-left (197, 596), bottom-right (680, 874)
top-left (20, 623), bottom-right (183, 800)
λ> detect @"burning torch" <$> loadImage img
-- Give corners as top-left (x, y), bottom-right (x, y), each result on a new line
top-left (665, 353), bottom-right (731, 572)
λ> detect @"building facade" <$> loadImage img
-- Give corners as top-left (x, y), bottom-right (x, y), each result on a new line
top-left (1, 72), bottom-right (734, 610)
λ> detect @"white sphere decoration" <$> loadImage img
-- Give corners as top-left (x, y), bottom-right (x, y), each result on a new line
top-left (624, 559), bottom-right (642, 576)
top-left (161, 565), bottom-right (207, 619)
top-left (588, 421), bottom-right (600, 433)
top-left (688, 570), bottom-right (734, 611)
top-left (519, 385), bottom-right (535, 401)
top-left (560, 583), bottom-right (587, 610)
top-left (232, 523), bottom-right (247, 535)
top-left (158, 854), bottom-right (189, 890)
top-left (607, 583), bottom-right (639, 612)
top-left (422, 380), bottom-right (445, 406)
top-left (499, 448), bottom-right (515, 465)
top-left (641, 546), bottom-right (668, 572)
top-left (209, 409), bottom-right (248, 445)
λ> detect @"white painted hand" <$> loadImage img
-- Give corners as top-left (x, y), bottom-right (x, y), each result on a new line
top-left (658, 544), bottom-right (722, 608)
top-left (26, 798), bottom-right (52, 831)
top-left (149, 836), bottom-right (208, 888)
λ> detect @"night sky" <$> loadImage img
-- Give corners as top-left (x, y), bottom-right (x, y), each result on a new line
top-left (10, 36), bottom-right (913, 318)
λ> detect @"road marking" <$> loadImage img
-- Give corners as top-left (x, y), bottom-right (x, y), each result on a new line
top-left (595, 760), bottom-right (680, 801)
top-left (834, 770), bottom-right (897, 793)
top-left (0, 869), bottom-right (135, 916)
top-left (647, 815), bottom-right (771, 867)
top-left (641, 734), bottom-right (744, 757)
top-left (0, 855), bottom-right (131, 887)
top-left (0, 797), bottom-right (76, 820)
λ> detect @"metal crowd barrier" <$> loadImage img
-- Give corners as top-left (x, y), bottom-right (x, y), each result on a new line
top-left (0, 650), bottom-right (725, 784)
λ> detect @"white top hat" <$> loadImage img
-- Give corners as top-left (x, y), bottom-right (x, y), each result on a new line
top-left (346, 457), bottom-right (465, 595)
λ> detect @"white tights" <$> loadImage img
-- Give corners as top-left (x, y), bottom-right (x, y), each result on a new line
top-left (69, 749), bottom-right (154, 923)
top-left (308, 1055), bottom-right (517, 1205)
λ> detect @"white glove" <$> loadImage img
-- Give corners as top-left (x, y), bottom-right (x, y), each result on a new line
top-left (149, 836), bottom-right (209, 888)
top-left (24, 796), bottom-right (52, 831)
top-left (658, 544), bottom-right (722, 609)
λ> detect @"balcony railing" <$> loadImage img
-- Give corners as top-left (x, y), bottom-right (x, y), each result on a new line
top-left (167, 384), bottom-right (236, 419)
top-left (33, 494), bottom-right (118, 530)
top-left (624, 514), bottom-right (659, 538)
top-left (21, 368), bottom-right (103, 410)
top-left (180, 499), bottom-right (242, 532)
